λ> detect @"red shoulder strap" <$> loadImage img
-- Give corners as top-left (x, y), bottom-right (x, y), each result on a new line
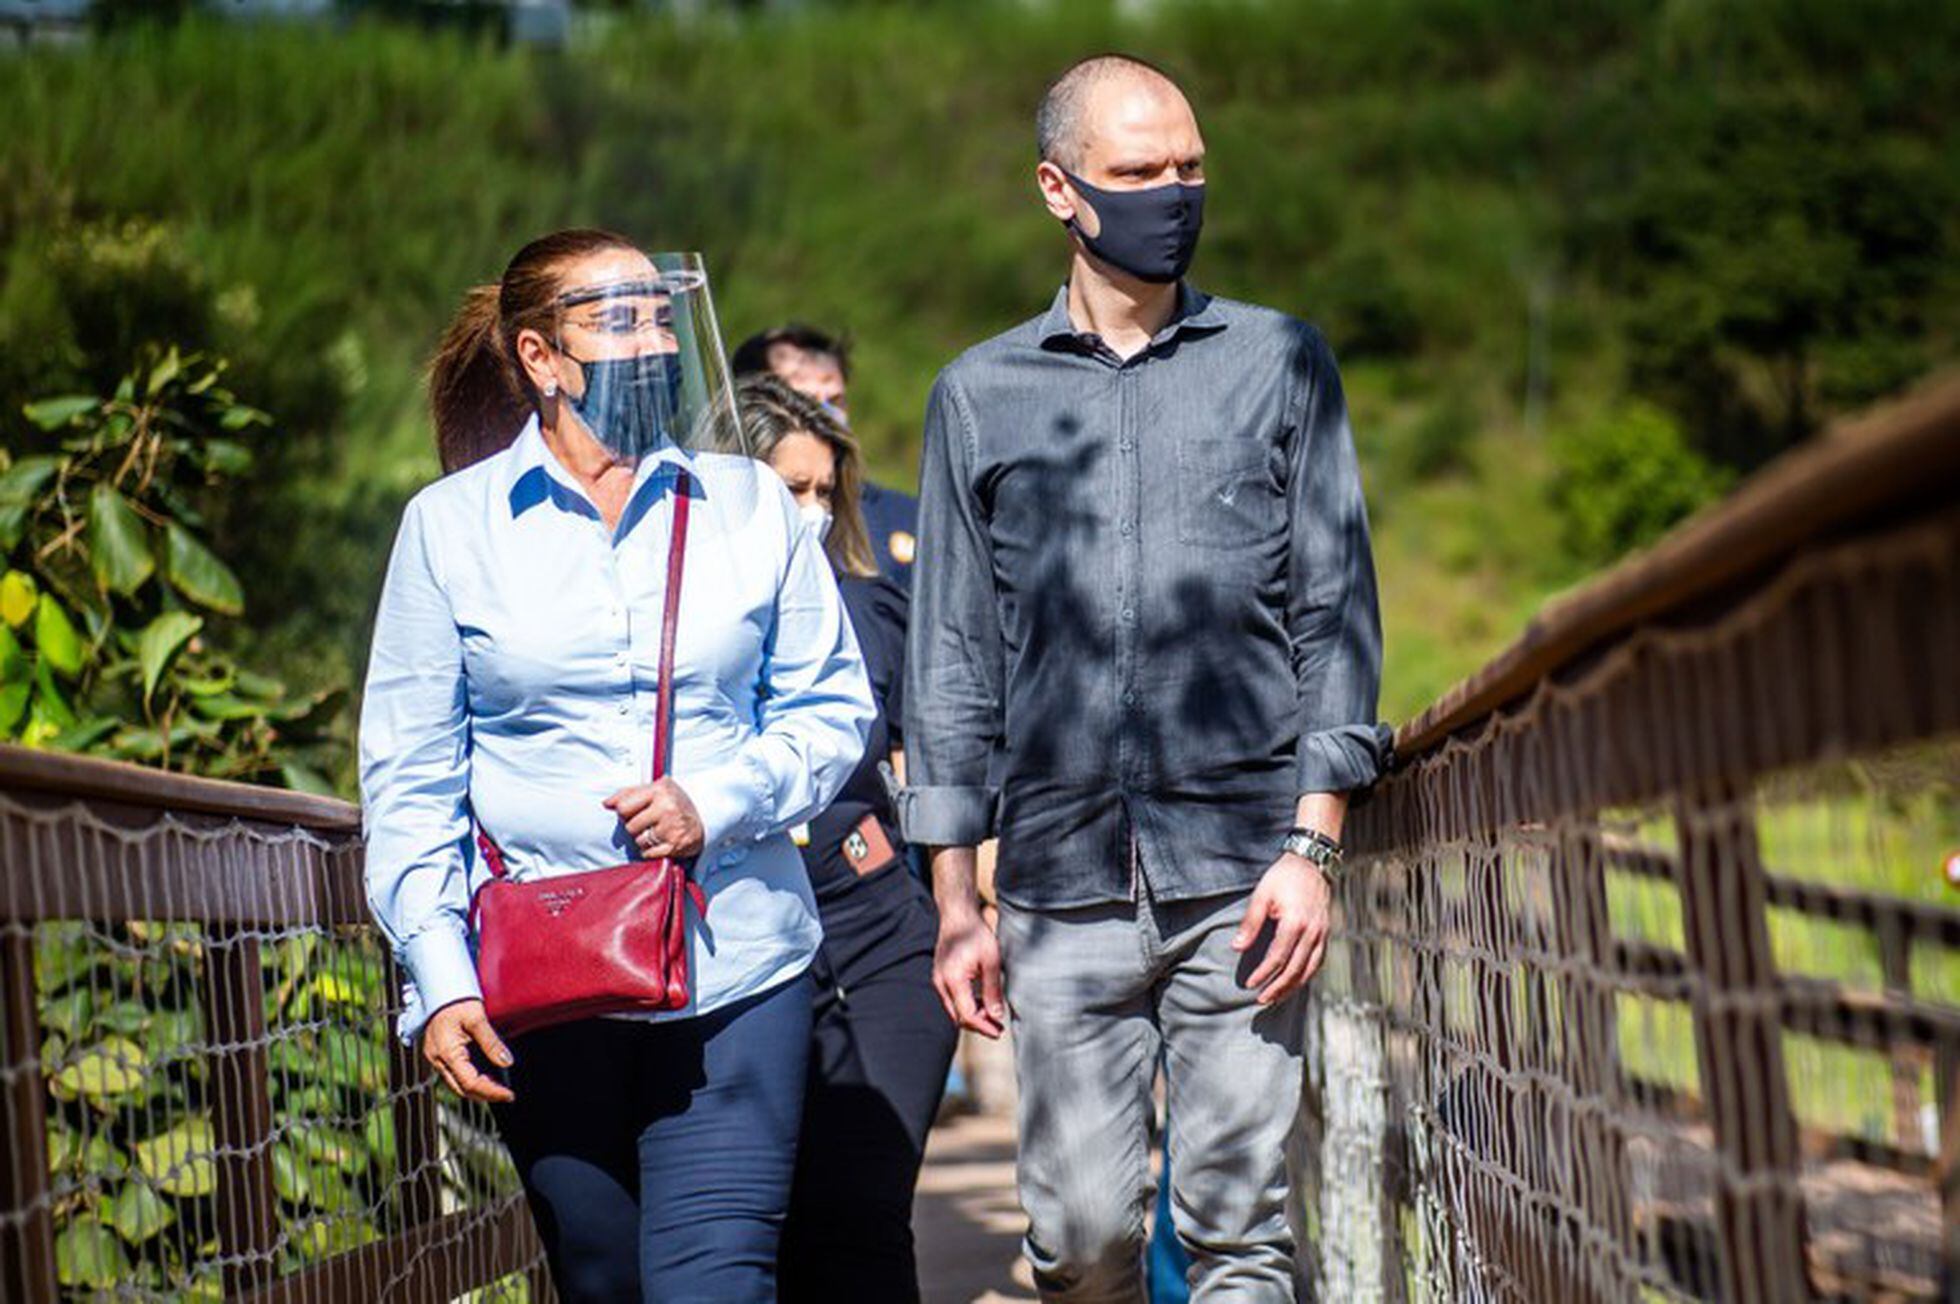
top-left (479, 466), bottom-right (693, 879)
top-left (651, 468), bottom-right (691, 782)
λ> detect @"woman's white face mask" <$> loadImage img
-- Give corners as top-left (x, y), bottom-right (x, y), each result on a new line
top-left (799, 500), bottom-right (833, 543)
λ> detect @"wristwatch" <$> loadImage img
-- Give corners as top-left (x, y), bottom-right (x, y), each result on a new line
top-left (1282, 826), bottom-right (1344, 875)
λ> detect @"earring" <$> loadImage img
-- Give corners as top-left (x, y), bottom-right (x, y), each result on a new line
top-left (541, 380), bottom-right (558, 398)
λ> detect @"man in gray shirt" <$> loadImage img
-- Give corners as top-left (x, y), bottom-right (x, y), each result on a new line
top-left (903, 54), bottom-right (1389, 1300)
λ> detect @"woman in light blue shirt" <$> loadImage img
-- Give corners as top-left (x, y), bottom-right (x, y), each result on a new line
top-left (359, 229), bottom-right (873, 1302)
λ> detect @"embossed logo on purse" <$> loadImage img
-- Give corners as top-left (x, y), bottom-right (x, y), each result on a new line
top-left (538, 887), bottom-right (588, 918)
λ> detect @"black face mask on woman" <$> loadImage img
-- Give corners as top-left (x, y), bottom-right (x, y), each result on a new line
top-left (563, 351), bottom-right (686, 461)
top-left (1061, 169), bottom-right (1206, 285)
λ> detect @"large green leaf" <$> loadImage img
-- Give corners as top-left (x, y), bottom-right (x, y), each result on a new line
top-left (33, 594), bottom-right (84, 677)
top-left (361, 1110), bottom-right (397, 1169)
top-left (318, 1028), bottom-right (388, 1093)
top-left (109, 1180), bottom-right (176, 1244)
top-left (81, 1132), bottom-right (129, 1179)
top-left (0, 570), bottom-right (37, 628)
top-left (52, 1036), bottom-right (148, 1102)
top-left (87, 485), bottom-right (155, 597)
top-left (186, 690), bottom-right (264, 722)
top-left (273, 1142), bottom-right (312, 1205)
top-left (281, 762), bottom-right (337, 796)
top-left (0, 627), bottom-right (27, 733)
top-left (148, 1005), bottom-right (205, 1055)
top-left (31, 659), bottom-right (77, 727)
top-left (145, 348), bottom-right (182, 396)
top-left (0, 502), bottom-right (27, 553)
top-left (178, 668), bottom-right (235, 696)
top-left (49, 716), bottom-right (118, 751)
top-left (199, 439), bottom-right (253, 476)
top-left (138, 611), bottom-right (203, 704)
top-left (134, 1116), bottom-right (217, 1198)
top-left (54, 1218), bottom-right (129, 1290)
top-left (22, 396), bottom-right (98, 431)
top-left (0, 454), bottom-right (61, 503)
top-left (33, 923), bottom-right (95, 989)
top-left (219, 403), bottom-right (270, 431)
top-left (293, 1214), bottom-right (379, 1262)
top-left (46, 1119), bottom-right (84, 1175)
top-left (37, 988), bottom-right (92, 1040)
top-left (163, 522), bottom-right (243, 615)
top-left (293, 1122), bottom-right (366, 1173)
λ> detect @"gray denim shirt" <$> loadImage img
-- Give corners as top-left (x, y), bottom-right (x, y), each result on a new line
top-left (901, 283), bottom-right (1391, 909)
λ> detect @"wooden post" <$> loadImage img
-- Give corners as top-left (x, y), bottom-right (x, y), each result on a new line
top-left (1874, 912), bottom-right (1925, 1152)
top-left (202, 929), bottom-right (281, 1294)
top-left (1675, 793), bottom-right (1808, 1302)
top-left (1936, 1036), bottom-right (1958, 1300)
top-left (0, 931), bottom-right (57, 1304)
top-left (1547, 825), bottom-right (1633, 1304)
top-left (524, 1256), bottom-right (558, 1304)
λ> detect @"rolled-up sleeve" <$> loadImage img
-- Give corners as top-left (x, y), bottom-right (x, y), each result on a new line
top-left (358, 496), bottom-right (479, 1044)
top-left (900, 374), bottom-right (1005, 846)
top-left (682, 482), bottom-right (874, 850)
top-left (1287, 331), bottom-right (1392, 793)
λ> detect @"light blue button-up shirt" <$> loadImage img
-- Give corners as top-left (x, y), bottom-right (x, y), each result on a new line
top-left (359, 416), bottom-right (874, 1043)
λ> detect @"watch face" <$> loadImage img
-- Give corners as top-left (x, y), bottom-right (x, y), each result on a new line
top-left (1285, 833), bottom-right (1340, 867)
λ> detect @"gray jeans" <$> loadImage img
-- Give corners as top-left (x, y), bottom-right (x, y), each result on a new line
top-left (997, 888), bottom-right (1306, 1304)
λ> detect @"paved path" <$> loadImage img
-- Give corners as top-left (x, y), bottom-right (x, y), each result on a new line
top-left (913, 1110), bottom-right (1037, 1304)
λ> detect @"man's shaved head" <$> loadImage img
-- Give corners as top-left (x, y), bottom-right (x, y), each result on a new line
top-left (1036, 54), bottom-right (1187, 172)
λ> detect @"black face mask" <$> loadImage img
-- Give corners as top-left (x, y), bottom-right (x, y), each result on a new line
top-left (1061, 169), bottom-right (1206, 284)
top-left (563, 351), bottom-right (685, 461)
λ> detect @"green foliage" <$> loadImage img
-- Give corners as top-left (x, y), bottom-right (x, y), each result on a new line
top-left (1548, 402), bottom-right (1732, 567)
top-left (36, 922), bottom-right (435, 1291)
top-left (0, 348), bottom-right (343, 785)
top-left (0, 0), bottom-right (1954, 732)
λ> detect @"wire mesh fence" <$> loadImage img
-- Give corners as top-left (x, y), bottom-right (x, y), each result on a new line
top-left (0, 758), bottom-right (551, 1302)
top-left (1300, 382), bottom-right (1960, 1302)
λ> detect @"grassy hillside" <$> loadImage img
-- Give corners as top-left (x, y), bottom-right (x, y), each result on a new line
top-left (3, 0), bottom-right (1955, 784)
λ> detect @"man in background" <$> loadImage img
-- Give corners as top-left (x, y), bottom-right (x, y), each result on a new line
top-left (731, 323), bottom-right (919, 589)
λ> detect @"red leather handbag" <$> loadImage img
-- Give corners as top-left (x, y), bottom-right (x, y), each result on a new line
top-left (468, 470), bottom-right (707, 1039)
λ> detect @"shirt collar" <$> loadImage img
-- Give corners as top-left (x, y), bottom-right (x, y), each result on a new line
top-left (1036, 280), bottom-right (1227, 354)
top-left (506, 414), bottom-right (697, 522)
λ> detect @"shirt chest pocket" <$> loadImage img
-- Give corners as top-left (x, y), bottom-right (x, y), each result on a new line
top-left (1175, 438), bottom-right (1277, 549)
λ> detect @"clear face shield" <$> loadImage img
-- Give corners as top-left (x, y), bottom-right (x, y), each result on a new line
top-left (553, 251), bottom-right (749, 464)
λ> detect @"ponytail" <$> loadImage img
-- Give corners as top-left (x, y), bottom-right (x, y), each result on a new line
top-left (425, 227), bottom-right (639, 474)
top-left (429, 285), bottom-right (526, 473)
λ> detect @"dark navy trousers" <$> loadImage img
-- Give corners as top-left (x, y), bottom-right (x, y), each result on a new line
top-left (488, 973), bottom-right (813, 1303)
top-left (779, 866), bottom-right (958, 1302)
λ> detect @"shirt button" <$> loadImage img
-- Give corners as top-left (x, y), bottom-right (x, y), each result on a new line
top-left (1120, 521), bottom-right (1134, 536)
top-left (1121, 608), bottom-right (1136, 622)
top-left (1119, 440), bottom-right (1135, 453)
top-left (616, 702), bottom-right (630, 716)
top-left (1122, 690), bottom-right (1138, 706)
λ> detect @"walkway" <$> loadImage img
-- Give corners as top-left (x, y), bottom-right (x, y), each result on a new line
top-left (915, 1110), bottom-right (1036, 1304)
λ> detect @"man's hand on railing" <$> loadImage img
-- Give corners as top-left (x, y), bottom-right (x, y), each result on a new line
top-left (422, 999), bottom-right (516, 1104)
top-left (1232, 853), bottom-right (1333, 1005)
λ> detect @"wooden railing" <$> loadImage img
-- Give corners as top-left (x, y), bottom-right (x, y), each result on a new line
top-left (0, 749), bottom-right (551, 1302)
top-left (1301, 375), bottom-right (1960, 1302)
